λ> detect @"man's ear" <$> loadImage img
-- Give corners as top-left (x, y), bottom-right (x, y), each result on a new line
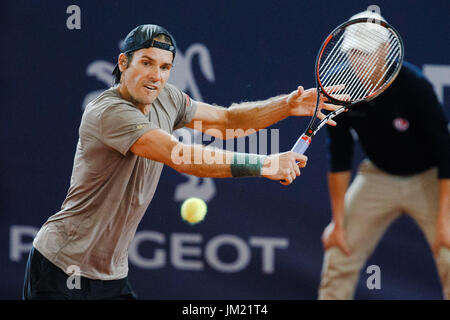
top-left (118, 53), bottom-right (128, 72)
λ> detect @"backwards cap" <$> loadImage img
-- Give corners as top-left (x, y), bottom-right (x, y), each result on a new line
top-left (112, 24), bottom-right (176, 78)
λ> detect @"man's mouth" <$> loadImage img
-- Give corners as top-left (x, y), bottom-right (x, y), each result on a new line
top-left (144, 84), bottom-right (158, 91)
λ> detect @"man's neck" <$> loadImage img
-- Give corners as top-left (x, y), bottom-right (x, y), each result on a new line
top-left (116, 85), bottom-right (150, 115)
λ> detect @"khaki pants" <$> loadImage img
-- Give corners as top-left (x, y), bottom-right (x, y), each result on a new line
top-left (318, 160), bottom-right (450, 300)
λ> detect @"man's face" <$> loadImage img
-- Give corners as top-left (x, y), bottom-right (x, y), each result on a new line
top-left (346, 43), bottom-right (388, 89)
top-left (119, 47), bottom-right (173, 106)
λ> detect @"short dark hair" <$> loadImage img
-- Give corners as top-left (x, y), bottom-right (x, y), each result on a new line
top-left (113, 51), bottom-right (135, 85)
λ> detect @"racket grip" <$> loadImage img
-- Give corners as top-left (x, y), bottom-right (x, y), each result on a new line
top-left (291, 134), bottom-right (312, 155)
top-left (280, 134), bottom-right (312, 183)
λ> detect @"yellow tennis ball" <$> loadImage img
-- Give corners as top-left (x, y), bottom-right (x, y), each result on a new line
top-left (181, 197), bottom-right (207, 224)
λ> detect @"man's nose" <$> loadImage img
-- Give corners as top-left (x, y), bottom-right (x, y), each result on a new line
top-left (147, 66), bottom-right (161, 82)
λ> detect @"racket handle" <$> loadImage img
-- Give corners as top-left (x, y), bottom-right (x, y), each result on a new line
top-left (280, 134), bottom-right (312, 183)
top-left (291, 134), bottom-right (312, 155)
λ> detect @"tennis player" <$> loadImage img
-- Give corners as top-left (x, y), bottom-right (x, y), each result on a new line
top-left (319, 11), bottom-right (450, 299)
top-left (23, 24), bottom-right (339, 300)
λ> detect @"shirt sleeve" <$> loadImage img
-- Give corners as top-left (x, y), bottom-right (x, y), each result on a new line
top-left (326, 115), bottom-right (355, 172)
top-left (410, 75), bottom-right (450, 179)
top-left (100, 103), bottom-right (159, 156)
top-left (166, 85), bottom-right (199, 130)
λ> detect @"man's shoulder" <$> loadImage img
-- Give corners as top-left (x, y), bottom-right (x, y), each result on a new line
top-left (85, 87), bottom-right (137, 115)
top-left (380, 61), bottom-right (433, 101)
top-left (81, 88), bottom-right (147, 133)
top-left (162, 82), bottom-right (180, 93)
top-left (398, 61), bottom-right (430, 86)
top-left (159, 83), bottom-right (183, 100)
top-left (157, 83), bottom-right (189, 111)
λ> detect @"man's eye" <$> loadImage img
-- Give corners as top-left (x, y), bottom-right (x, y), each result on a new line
top-left (143, 61), bottom-right (149, 66)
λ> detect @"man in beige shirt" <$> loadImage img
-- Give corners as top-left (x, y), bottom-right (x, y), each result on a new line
top-left (24, 24), bottom-right (339, 299)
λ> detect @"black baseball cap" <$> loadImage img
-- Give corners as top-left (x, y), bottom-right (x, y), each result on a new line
top-left (112, 24), bottom-right (176, 78)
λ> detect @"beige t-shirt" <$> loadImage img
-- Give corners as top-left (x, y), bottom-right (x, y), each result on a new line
top-left (33, 84), bottom-right (198, 280)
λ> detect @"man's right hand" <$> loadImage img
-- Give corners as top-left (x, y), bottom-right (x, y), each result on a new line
top-left (261, 151), bottom-right (307, 185)
top-left (322, 222), bottom-right (352, 256)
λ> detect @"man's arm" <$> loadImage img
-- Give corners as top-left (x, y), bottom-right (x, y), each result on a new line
top-left (186, 86), bottom-right (340, 138)
top-left (322, 111), bottom-right (354, 255)
top-left (322, 171), bottom-right (352, 255)
top-left (433, 179), bottom-right (450, 255)
top-left (328, 171), bottom-right (351, 228)
top-left (407, 71), bottom-right (450, 255)
top-left (130, 128), bottom-right (307, 185)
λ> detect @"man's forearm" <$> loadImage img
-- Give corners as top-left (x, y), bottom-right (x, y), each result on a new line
top-left (226, 95), bottom-right (290, 135)
top-left (328, 171), bottom-right (351, 227)
top-left (189, 86), bottom-right (336, 139)
top-left (171, 143), bottom-right (266, 178)
top-left (437, 179), bottom-right (450, 228)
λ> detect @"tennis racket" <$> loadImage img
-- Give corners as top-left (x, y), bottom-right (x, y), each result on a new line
top-left (290, 17), bottom-right (404, 155)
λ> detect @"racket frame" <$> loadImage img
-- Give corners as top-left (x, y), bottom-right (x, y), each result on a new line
top-left (310, 17), bottom-right (404, 137)
top-left (290, 17), bottom-right (403, 157)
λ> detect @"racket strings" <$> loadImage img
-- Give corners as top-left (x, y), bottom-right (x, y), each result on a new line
top-left (318, 22), bottom-right (402, 102)
top-left (352, 32), bottom-right (401, 98)
top-left (326, 40), bottom-right (375, 93)
top-left (325, 38), bottom-right (400, 100)
top-left (325, 34), bottom-right (395, 99)
top-left (343, 38), bottom-right (383, 99)
top-left (320, 26), bottom-right (388, 77)
top-left (368, 39), bottom-right (401, 94)
top-left (320, 29), bottom-right (381, 82)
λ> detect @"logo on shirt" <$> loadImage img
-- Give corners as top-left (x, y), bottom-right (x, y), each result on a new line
top-left (393, 118), bottom-right (410, 132)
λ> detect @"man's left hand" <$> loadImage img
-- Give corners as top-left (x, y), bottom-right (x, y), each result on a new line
top-left (286, 85), bottom-right (343, 126)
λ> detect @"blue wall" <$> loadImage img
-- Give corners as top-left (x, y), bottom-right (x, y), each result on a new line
top-left (1, 0), bottom-right (449, 299)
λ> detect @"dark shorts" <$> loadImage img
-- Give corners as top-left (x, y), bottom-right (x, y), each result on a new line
top-left (23, 247), bottom-right (137, 300)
